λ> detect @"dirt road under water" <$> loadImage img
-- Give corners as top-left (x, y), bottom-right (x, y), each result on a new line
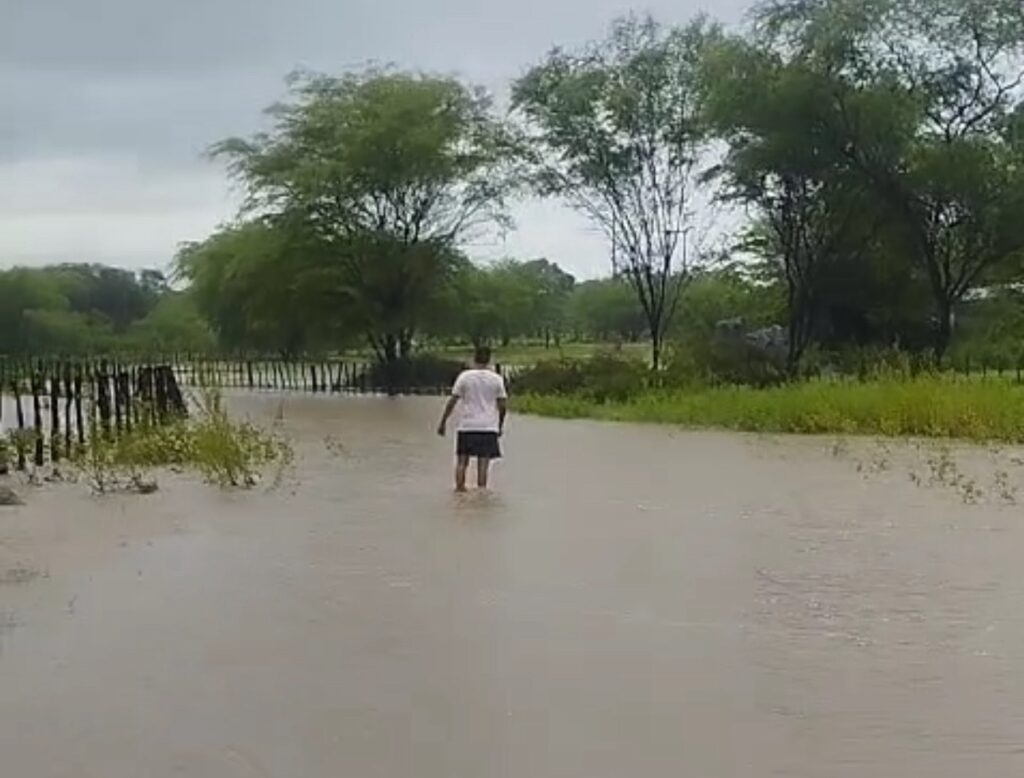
top-left (2, 395), bottom-right (1024, 777)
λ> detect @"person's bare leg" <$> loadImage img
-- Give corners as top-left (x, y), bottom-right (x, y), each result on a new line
top-left (477, 457), bottom-right (491, 490)
top-left (455, 455), bottom-right (470, 493)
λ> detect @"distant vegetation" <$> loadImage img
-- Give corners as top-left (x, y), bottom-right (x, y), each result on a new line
top-left (515, 375), bottom-right (1024, 444)
top-left (4, 0), bottom-right (1024, 406)
top-left (0, 264), bottom-right (212, 356)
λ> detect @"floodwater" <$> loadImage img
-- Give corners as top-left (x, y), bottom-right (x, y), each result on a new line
top-left (2, 395), bottom-right (1024, 777)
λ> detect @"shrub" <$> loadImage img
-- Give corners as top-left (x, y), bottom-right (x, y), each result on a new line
top-left (509, 360), bottom-right (585, 396)
top-left (579, 354), bottom-right (649, 402)
top-left (364, 355), bottom-right (465, 393)
top-left (668, 336), bottom-right (787, 388)
top-left (511, 355), bottom-right (649, 403)
top-left (72, 389), bottom-right (292, 492)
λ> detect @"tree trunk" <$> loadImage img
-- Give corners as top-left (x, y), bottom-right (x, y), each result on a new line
top-left (934, 299), bottom-right (954, 365)
top-left (786, 310), bottom-right (805, 379)
top-left (399, 330), bottom-right (413, 359)
top-left (382, 334), bottom-right (398, 364)
top-left (650, 328), bottom-right (662, 372)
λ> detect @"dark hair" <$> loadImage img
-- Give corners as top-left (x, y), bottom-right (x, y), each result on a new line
top-left (474, 346), bottom-right (492, 365)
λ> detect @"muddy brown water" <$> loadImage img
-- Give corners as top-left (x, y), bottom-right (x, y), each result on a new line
top-left (1, 394), bottom-right (1023, 777)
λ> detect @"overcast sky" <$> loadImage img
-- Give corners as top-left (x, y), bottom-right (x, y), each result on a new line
top-left (1, 0), bottom-right (750, 280)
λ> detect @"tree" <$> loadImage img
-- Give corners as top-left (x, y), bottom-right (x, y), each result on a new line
top-left (176, 222), bottom-right (346, 355)
top-left (673, 267), bottom-right (782, 340)
top-left (212, 69), bottom-right (515, 364)
top-left (0, 265), bottom-right (175, 356)
top-left (567, 278), bottom-right (648, 342)
top-left (442, 258), bottom-right (575, 348)
top-left (0, 269), bottom-right (68, 355)
top-left (513, 16), bottom-right (720, 368)
top-left (517, 259), bottom-right (576, 347)
top-left (128, 293), bottom-right (215, 355)
top-left (758, 0), bottom-right (1024, 359)
top-left (49, 264), bottom-right (159, 332)
top-left (704, 37), bottom-right (868, 373)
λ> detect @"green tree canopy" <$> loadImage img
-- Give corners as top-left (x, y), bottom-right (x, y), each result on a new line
top-left (212, 69), bottom-right (516, 362)
top-left (513, 16), bottom-right (721, 368)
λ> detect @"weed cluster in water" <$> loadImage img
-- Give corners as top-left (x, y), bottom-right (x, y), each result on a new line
top-left (831, 437), bottom-right (1023, 506)
top-left (6, 389), bottom-right (293, 494)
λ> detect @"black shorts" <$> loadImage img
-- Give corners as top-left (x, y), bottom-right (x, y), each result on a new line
top-left (456, 431), bottom-right (502, 459)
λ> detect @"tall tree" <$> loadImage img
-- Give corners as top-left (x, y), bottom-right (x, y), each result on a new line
top-left (513, 16), bottom-right (720, 368)
top-left (704, 37), bottom-right (868, 373)
top-left (213, 69), bottom-right (515, 363)
top-left (758, 0), bottom-right (1024, 359)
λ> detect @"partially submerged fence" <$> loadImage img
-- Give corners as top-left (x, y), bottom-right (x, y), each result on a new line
top-left (0, 359), bottom-right (186, 473)
top-left (172, 359), bottom-right (387, 393)
top-left (167, 357), bottom-right (517, 394)
top-left (0, 356), bottom-right (520, 472)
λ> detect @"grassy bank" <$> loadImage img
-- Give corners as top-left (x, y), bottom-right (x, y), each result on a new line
top-left (513, 377), bottom-right (1024, 443)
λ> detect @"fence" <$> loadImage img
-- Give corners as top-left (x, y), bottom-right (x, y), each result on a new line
top-left (166, 358), bottom-right (520, 394)
top-left (171, 359), bottom-right (388, 393)
top-left (0, 356), bottom-right (522, 472)
top-left (0, 359), bottom-right (187, 473)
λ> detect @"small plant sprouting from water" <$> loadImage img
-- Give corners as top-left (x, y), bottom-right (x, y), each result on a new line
top-left (994, 469), bottom-right (1017, 505)
top-left (832, 436), bottom-right (1019, 507)
top-left (916, 444), bottom-right (985, 505)
top-left (63, 388), bottom-right (293, 494)
top-left (187, 390), bottom-right (293, 488)
top-left (324, 435), bottom-right (350, 459)
top-left (830, 438), bottom-right (850, 460)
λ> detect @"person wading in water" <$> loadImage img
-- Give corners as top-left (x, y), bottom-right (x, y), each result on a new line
top-left (437, 347), bottom-right (508, 492)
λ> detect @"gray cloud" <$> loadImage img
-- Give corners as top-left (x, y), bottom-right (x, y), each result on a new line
top-left (1, 0), bottom-right (750, 274)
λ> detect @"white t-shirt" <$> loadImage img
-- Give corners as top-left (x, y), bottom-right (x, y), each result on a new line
top-left (452, 368), bottom-right (508, 432)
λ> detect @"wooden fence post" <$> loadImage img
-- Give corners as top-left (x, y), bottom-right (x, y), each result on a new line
top-left (49, 363), bottom-right (61, 463)
top-left (97, 359), bottom-right (112, 438)
top-left (74, 364), bottom-right (85, 450)
top-left (13, 377), bottom-right (26, 471)
top-left (31, 364), bottom-right (44, 467)
top-left (63, 363), bottom-right (74, 456)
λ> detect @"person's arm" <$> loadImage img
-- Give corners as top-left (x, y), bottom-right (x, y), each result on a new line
top-left (496, 376), bottom-right (508, 435)
top-left (437, 395), bottom-right (459, 436)
top-left (497, 397), bottom-right (507, 435)
top-left (438, 374), bottom-right (465, 436)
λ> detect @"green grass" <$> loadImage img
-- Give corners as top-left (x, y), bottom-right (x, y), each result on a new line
top-left (514, 376), bottom-right (1024, 443)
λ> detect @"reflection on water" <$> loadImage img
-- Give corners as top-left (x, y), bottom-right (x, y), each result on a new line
top-left (1, 393), bottom-right (1024, 777)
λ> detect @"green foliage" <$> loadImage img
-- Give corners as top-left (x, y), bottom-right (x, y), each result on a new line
top-left (950, 290), bottom-right (1024, 369)
top-left (754, 0), bottom-right (1024, 358)
top-left (126, 293), bottom-right (215, 355)
top-left (669, 337), bottom-right (788, 388)
top-left (73, 390), bottom-right (292, 492)
top-left (446, 258), bottom-right (575, 346)
top-left (567, 278), bottom-right (648, 343)
top-left (362, 355), bottom-right (465, 392)
top-left (210, 69), bottom-right (516, 363)
top-left (175, 222), bottom-right (341, 355)
top-left (0, 264), bottom-right (173, 357)
top-left (7, 5), bottom-right (1024, 376)
top-left (511, 355), bottom-right (650, 403)
top-left (516, 376), bottom-right (1024, 443)
top-left (514, 15), bottom-right (722, 367)
top-left (674, 269), bottom-right (782, 337)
